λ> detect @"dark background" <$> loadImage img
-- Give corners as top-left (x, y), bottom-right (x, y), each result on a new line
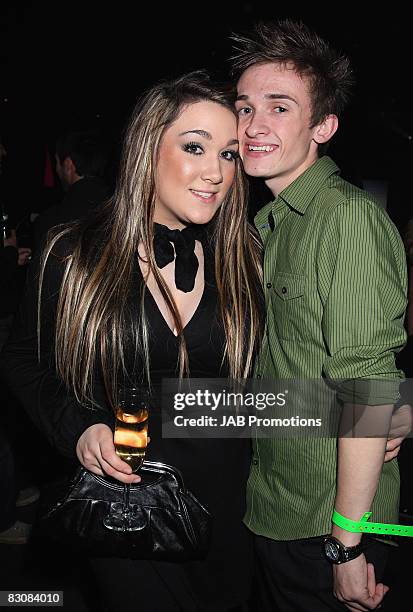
top-left (1, 4), bottom-right (412, 608)
top-left (1, 1), bottom-right (412, 232)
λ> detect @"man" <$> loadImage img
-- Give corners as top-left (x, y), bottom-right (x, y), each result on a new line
top-left (231, 20), bottom-right (409, 611)
top-left (32, 130), bottom-right (109, 251)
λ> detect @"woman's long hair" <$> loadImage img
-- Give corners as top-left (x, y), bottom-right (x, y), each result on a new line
top-left (39, 71), bottom-right (262, 410)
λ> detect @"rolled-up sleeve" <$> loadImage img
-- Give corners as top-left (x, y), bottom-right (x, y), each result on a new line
top-left (318, 198), bottom-right (407, 404)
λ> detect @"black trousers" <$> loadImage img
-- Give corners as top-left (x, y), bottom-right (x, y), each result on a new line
top-left (252, 534), bottom-right (390, 612)
top-left (0, 315), bottom-right (18, 531)
top-left (90, 556), bottom-right (250, 612)
top-left (0, 432), bottom-right (16, 531)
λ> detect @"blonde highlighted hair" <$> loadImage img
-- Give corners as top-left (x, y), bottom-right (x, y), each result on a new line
top-left (39, 71), bottom-right (262, 411)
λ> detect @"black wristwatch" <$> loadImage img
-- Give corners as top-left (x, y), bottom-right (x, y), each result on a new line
top-left (323, 536), bottom-right (363, 564)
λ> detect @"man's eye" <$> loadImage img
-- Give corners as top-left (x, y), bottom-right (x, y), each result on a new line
top-left (221, 150), bottom-right (239, 162)
top-left (237, 107), bottom-right (252, 116)
top-left (274, 106), bottom-right (287, 113)
top-left (183, 142), bottom-right (204, 155)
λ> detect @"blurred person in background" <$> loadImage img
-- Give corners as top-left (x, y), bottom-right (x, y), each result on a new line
top-left (32, 130), bottom-right (110, 252)
top-left (0, 134), bottom-right (38, 546)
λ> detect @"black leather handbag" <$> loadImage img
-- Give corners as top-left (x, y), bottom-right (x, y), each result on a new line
top-left (38, 461), bottom-right (212, 561)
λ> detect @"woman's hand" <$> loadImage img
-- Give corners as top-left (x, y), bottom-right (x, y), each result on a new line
top-left (76, 423), bottom-right (141, 484)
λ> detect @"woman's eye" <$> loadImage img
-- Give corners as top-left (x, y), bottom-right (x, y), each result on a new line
top-left (183, 142), bottom-right (204, 155)
top-left (221, 150), bottom-right (239, 162)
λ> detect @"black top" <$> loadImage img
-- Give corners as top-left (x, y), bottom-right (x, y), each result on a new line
top-left (32, 177), bottom-right (109, 253)
top-left (0, 228), bottom-right (253, 609)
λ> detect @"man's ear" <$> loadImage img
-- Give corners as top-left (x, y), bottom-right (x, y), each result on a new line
top-left (312, 114), bottom-right (338, 145)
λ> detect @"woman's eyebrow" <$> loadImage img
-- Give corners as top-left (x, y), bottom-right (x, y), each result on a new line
top-left (179, 129), bottom-right (211, 139)
top-left (179, 131), bottom-right (238, 147)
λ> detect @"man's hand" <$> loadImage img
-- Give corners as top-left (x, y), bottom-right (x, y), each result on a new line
top-left (3, 229), bottom-right (32, 265)
top-left (384, 404), bottom-right (412, 462)
top-left (76, 423), bottom-right (141, 484)
top-left (333, 554), bottom-right (389, 611)
top-left (17, 247), bottom-right (32, 266)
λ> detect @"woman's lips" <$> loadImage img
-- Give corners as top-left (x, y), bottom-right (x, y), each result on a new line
top-left (190, 189), bottom-right (218, 203)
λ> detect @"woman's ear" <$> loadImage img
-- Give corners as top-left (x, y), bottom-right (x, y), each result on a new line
top-left (312, 114), bottom-right (338, 145)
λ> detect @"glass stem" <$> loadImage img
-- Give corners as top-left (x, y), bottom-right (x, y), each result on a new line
top-left (123, 483), bottom-right (130, 514)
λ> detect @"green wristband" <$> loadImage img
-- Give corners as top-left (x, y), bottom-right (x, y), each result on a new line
top-left (332, 509), bottom-right (413, 537)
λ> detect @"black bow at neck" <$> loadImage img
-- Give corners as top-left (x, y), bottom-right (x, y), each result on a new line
top-left (153, 223), bottom-right (205, 293)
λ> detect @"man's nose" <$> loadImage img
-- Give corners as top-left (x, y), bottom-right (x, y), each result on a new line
top-left (243, 112), bottom-right (271, 138)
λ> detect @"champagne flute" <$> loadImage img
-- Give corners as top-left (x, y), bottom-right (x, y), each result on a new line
top-left (104, 387), bottom-right (149, 531)
top-left (114, 388), bottom-right (149, 473)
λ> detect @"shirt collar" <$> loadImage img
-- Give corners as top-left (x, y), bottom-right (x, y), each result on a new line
top-left (278, 156), bottom-right (340, 214)
top-left (254, 156), bottom-right (340, 235)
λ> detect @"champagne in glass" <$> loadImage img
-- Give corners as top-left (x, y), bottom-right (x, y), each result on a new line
top-left (114, 387), bottom-right (149, 472)
top-left (114, 407), bottom-right (149, 472)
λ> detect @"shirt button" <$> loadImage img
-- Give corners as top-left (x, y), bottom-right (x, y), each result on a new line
top-left (266, 282), bottom-right (272, 289)
top-left (256, 374), bottom-right (262, 379)
top-left (282, 286), bottom-right (287, 294)
top-left (252, 459), bottom-right (259, 466)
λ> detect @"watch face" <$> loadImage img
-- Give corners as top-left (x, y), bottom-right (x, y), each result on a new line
top-left (324, 539), bottom-right (340, 562)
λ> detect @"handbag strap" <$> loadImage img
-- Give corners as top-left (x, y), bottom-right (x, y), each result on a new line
top-left (141, 461), bottom-right (186, 491)
top-left (76, 461), bottom-right (186, 492)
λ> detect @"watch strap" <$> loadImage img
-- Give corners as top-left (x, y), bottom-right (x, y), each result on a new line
top-left (323, 536), bottom-right (363, 564)
top-left (332, 510), bottom-right (413, 537)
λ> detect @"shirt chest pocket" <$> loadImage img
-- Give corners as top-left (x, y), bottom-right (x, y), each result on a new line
top-left (270, 273), bottom-right (307, 341)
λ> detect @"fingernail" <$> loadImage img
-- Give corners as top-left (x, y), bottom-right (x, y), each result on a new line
top-left (133, 477), bottom-right (140, 483)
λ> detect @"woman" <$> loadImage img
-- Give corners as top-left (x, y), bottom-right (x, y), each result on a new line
top-left (1, 71), bottom-right (262, 610)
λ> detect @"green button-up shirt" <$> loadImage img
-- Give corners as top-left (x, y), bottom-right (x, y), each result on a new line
top-left (245, 156), bottom-right (408, 540)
